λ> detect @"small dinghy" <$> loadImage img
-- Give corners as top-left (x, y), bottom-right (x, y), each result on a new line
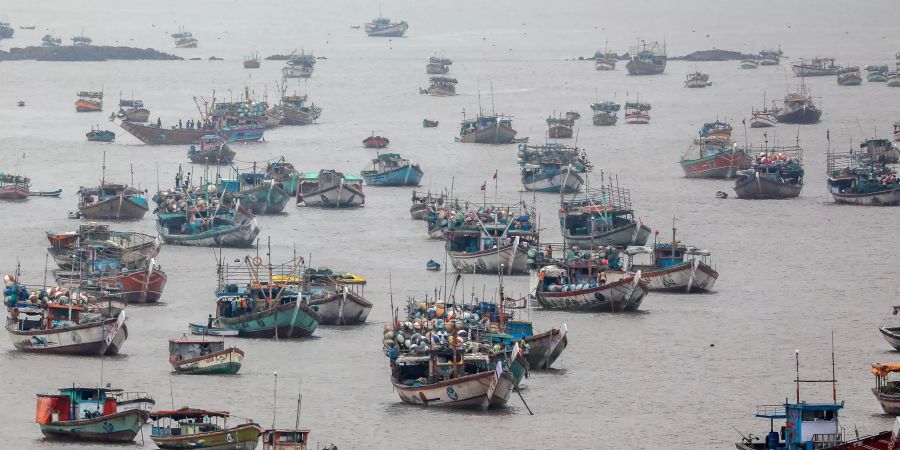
top-left (426, 259), bottom-right (441, 271)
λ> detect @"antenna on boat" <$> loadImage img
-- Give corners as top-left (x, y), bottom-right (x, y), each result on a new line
top-left (295, 378), bottom-right (302, 429)
top-left (101, 151), bottom-right (106, 186)
top-left (795, 349), bottom-right (800, 402)
top-left (831, 331), bottom-right (837, 403)
top-left (272, 371), bottom-right (278, 429)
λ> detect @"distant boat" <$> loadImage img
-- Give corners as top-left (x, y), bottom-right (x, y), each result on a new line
top-left (734, 145), bottom-right (804, 199)
top-left (739, 58), bottom-right (759, 69)
top-left (86, 126), bottom-right (115, 142)
top-left (559, 187), bottom-right (651, 247)
top-left (189, 323), bottom-right (239, 336)
top-left (282, 49), bottom-right (315, 78)
top-left (775, 78), bottom-right (822, 124)
top-left (426, 57), bottom-right (450, 74)
top-left (365, 14), bottom-right (408, 37)
top-left (168, 338), bottom-right (244, 375)
top-left (625, 40), bottom-right (666, 75)
top-left (422, 119), bottom-right (439, 128)
top-left (361, 153), bottom-right (423, 186)
top-left (271, 94), bottom-right (321, 126)
top-left (594, 42), bottom-right (617, 70)
top-left (75, 90), bottom-right (103, 112)
top-left (0, 22), bottom-right (12, 39)
top-left (837, 68), bottom-right (862, 86)
top-left (792, 57), bottom-right (856, 77)
top-left (617, 239), bottom-right (718, 293)
top-left (171, 27), bottom-right (197, 48)
top-left (243, 50), bottom-right (260, 69)
top-left (518, 142), bottom-right (589, 193)
top-left (0, 173), bottom-right (30, 200)
top-left (362, 134), bottom-right (389, 148)
top-left (827, 144), bottom-right (900, 206)
top-left (149, 409), bottom-right (260, 449)
top-left (297, 170), bottom-right (365, 208)
top-left (546, 114), bottom-right (575, 138)
top-left (19, 25), bottom-right (35, 30)
top-left (867, 64), bottom-right (890, 82)
top-left (624, 101), bottom-right (650, 124)
top-left (426, 259), bottom-right (441, 271)
top-left (187, 134), bottom-right (236, 165)
top-left (534, 264), bottom-right (648, 312)
top-left (41, 34), bottom-right (61, 47)
top-left (427, 76), bottom-right (457, 96)
top-left (680, 121), bottom-right (752, 178)
top-left (17, 100), bottom-right (25, 107)
top-left (757, 48), bottom-right (782, 65)
top-left (115, 98), bottom-right (150, 122)
top-left (590, 101), bottom-right (620, 126)
top-left (36, 386), bottom-right (148, 443)
top-left (684, 71), bottom-right (711, 88)
top-left (459, 113), bottom-right (517, 144)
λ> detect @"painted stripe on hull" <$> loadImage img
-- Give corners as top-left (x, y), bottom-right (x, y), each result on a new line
top-left (829, 186), bottom-right (900, 206)
top-left (41, 410), bottom-right (148, 443)
top-left (393, 371), bottom-right (513, 409)
top-left (536, 277), bottom-right (648, 312)
top-left (562, 223), bottom-right (651, 248)
top-left (79, 197), bottom-right (148, 220)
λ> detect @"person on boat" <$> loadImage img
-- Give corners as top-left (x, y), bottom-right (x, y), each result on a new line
top-left (157, 117), bottom-right (162, 128)
top-left (546, 245), bottom-right (553, 258)
top-left (178, 119), bottom-right (183, 128)
top-left (207, 314), bottom-right (213, 328)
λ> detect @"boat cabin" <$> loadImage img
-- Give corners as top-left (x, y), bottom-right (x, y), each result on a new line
top-left (150, 409), bottom-right (230, 438)
top-left (560, 203), bottom-right (636, 241)
top-left (748, 402), bottom-right (843, 449)
top-left (35, 387), bottom-right (118, 424)
top-left (623, 244), bottom-right (711, 272)
top-left (446, 215), bottom-right (536, 254)
top-left (46, 303), bottom-right (85, 329)
top-left (262, 429), bottom-right (310, 450)
top-left (169, 338), bottom-right (226, 362)
top-left (298, 170), bottom-right (362, 196)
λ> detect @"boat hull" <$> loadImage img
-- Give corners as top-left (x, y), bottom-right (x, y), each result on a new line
top-left (523, 328), bottom-right (567, 369)
top-left (75, 100), bottom-right (102, 112)
top-left (734, 174), bottom-right (802, 199)
top-left (410, 204), bottom-right (428, 220)
top-left (6, 318), bottom-right (127, 356)
top-left (40, 410), bottom-right (148, 443)
top-left (427, 86), bottom-right (456, 96)
top-left (736, 431), bottom-right (893, 450)
top-left (681, 151), bottom-right (752, 179)
top-left (592, 113), bottom-right (617, 126)
top-left (362, 165), bottom-right (423, 187)
top-left (120, 109), bottom-right (150, 122)
top-left (157, 220), bottom-right (260, 248)
top-left (241, 184), bottom-right (290, 215)
top-left (562, 222), bottom-right (651, 248)
top-left (152, 424), bottom-right (260, 450)
top-left (392, 370), bottom-right (514, 409)
top-left (117, 119), bottom-right (263, 145)
top-left (300, 183), bottom-right (365, 208)
top-left (625, 60), bottom-right (666, 75)
top-left (750, 116), bottom-right (776, 128)
top-left (548, 126), bottom-right (573, 139)
top-left (449, 243), bottom-right (529, 275)
top-left (309, 289), bottom-right (372, 325)
top-left (628, 261), bottom-right (718, 293)
top-left (119, 268), bottom-right (167, 303)
top-left (0, 185), bottom-right (29, 200)
top-left (536, 275), bottom-right (648, 312)
top-left (873, 388), bottom-right (900, 415)
top-left (79, 196), bottom-right (148, 220)
top-left (366, 22), bottom-right (408, 37)
top-left (217, 301), bottom-right (319, 338)
top-left (791, 65), bottom-right (842, 76)
top-left (522, 168), bottom-right (584, 193)
top-left (829, 185), bottom-right (900, 206)
top-left (624, 113), bottom-right (650, 124)
top-left (460, 124), bottom-right (517, 144)
top-left (776, 106), bottom-right (822, 124)
top-left (188, 147), bottom-right (236, 165)
top-left (171, 348), bottom-right (244, 375)
top-left (879, 327), bottom-right (900, 350)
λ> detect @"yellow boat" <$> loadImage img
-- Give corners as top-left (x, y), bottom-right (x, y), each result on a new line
top-left (334, 273), bottom-right (366, 285)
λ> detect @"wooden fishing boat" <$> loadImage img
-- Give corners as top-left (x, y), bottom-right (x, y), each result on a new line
top-left (739, 58), bottom-right (759, 69)
top-left (150, 409), bottom-right (261, 450)
top-left (871, 363), bottom-right (900, 414)
top-left (867, 65), bottom-right (890, 82)
top-left (188, 135), bottom-right (236, 165)
top-left (624, 101), bottom-right (650, 124)
top-left (361, 153), bottom-right (423, 186)
top-left (365, 15), bottom-right (408, 37)
top-left (272, 95), bottom-right (321, 125)
top-left (625, 40), bottom-right (666, 75)
top-left (86, 125), bottom-right (115, 142)
top-left (262, 428), bottom-right (312, 450)
top-left (518, 142), bottom-right (589, 193)
top-left (75, 90), bottom-right (103, 112)
top-left (535, 263), bottom-right (647, 312)
top-left (390, 354), bottom-right (513, 409)
top-left (616, 233), bottom-right (719, 293)
top-left (116, 99), bottom-right (150, 122)
top-left (792, 57), bottom-right (856, 77)
top-left (118, 267), bottom-right (167, 303)
top-left (827, 150), bottom-right (900, 206)
top-left (110, 391), bottom-right (156, 415)
top-left (243, 50), bottom-right (260, 69)
top-left (157, 211), bottom-right (260, 247)
top-left (837, 68), bottom-right (863, 86)
top-left (594, 45), bottom-right (617, 70)
top-left (297, 170), bottom-right (365, 208)
top-left (685, 71), bottom-right (711, 87)
top-left (172, 28), bottom-right (198, 48)
top-left (426, 62), bottom-right (449, 74)
top-left (750, 109), bottom-right (777, 128)
top-left (757, 49), bottom-right (781, 65)
top-left (423, 119), bottom-right (439, 128)
top-left (234, 171), bottom-right (291, 215)
top-left (445, 204), bottom-right (539, 275)
top-left (0, 173), bottom-right (30, 200)
top-left (47, 224), bottom-right (160, 271)
top-left (775, 79), bottom-right (822, 124)
top-left (546, 114), bottom-right (574, 138)
top-left (6, 303), bottom-right (127, 356)
top-left (77, 183), bottom-right (149, 220)
top-left (36, 387), bottom-right (149, 443)
top-left (427, 77), bottom-right (457, 96)
top-left (591, 101), bottom-right (620, 126)
top-left (362, 134), bottom-right (389, 148)
top-left (888, 73), bottom-right (900, 87)
top-left (559, 186), bottom-right (651, 247)
top-left (737, 353), bottom-right (896, 450)
top-left (307, 286), bottom-right (372, 325)
top-left (116, 116), bottom-right (264, 145)
top-left (680, 125), bottom-right (752, 179)
top-left (459, 113), bottom-right (517, 144)
top-left (734, 144), bottom-right (804, 199)
top-left (169, 338), bottom-right (243, 374)
top-left (506, 321), bottom-right (568, 369)
top-left (189, 322), bottom-right (240, 336)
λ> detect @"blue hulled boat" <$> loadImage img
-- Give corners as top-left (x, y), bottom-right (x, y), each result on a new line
top-left (361, 153), bottom-right (423, 186)
top-left (518, 143), bottom-right (591, 193)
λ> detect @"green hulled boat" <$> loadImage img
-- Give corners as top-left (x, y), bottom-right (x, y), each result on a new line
top-left (36, 387), bottom-right (149, 443)
top-left (169, 338), bottom-right (244, 375)
top-left (150, 408), bottom-right (260, 449)
top-left (215, 297), bottom-right (319, 338)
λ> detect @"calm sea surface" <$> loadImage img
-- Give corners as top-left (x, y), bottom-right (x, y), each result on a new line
top-left (1, 1), bottom-right (899, 448)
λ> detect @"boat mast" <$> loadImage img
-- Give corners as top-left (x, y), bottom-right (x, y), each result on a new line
top-left (295, 379), bottom-right (302, 429)
top-left (101, 151), bottom-right (106, 186)
top-left (272, 371), bottom-right (278, 429)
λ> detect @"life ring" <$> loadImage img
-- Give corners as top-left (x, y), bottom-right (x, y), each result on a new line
top-left (594, 292), bottom-right (606, 302)
top-left (251, 256), bottom-right (263, 266)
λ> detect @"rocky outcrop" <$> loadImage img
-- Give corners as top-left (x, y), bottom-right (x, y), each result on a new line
top-left (0, 45), bottom-right (182, 61)
top-left (670, 49), bottom-right (752, 61)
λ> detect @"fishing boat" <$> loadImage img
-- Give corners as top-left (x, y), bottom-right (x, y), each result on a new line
top-left (685, 71), bottom-right (711, 88)
top-left (156, 204), bottom-right (260, 248)
top-left (5, 295), bottom-right (127, 355)
top-left (75, 90), bottom-right (103, 112)
top-left (189, 322), bottom-right (239, 336)
top-left (169, 337), bottom-right (244, 375)
top-left (736, 351), bottom-right (896, 450)
top-left (681, 136), bottom-right (752, 179)
top-left (518, 142), bottom-right (590, 193)
top-left (734, 145), bottom-right (804, 199)
top-left (826, 148), bottom-right (900, 206)
top-left (758, 48), bottom-right (782, 65)
top-left (303, 268), bottom-right (372, 325)
top-left (150, 409), bottom-right (260, 449)
top-left (791, 57), bottom-right (856, 77)
top-left (559, 186), bottom-right (651, 247)
top-left (0, 173), bottom-right (31, 200)
top-left (36, 387), bottom-right (149, 443)
top-left (115, 98), bottom-right (150, 122)
top-left (225, 168), bottom-right (291, 215)
top-left (427, 77), bottom-right (457, 96)
top-left (187, 135), bottom-right (236, 165)
top-left (888, 72), bottom-right (900, 87)
top-left (426, 260), bottom-right (441, 271)
top-left (750, 108), bottom-right (777, 128)
top-left (740, 58), bottom-right (759, 69)
top-left (591, 101), bottom-right (620, 126)
top-left (506, 321), bottom-right (568, 369)
top-left (71, 32), bottom-right (92, 46)
top-left (0, 22), bottom-right (13, 39)
top-left (362, 134), bottom-right (389, 148)
top-left (594, 43), bottom-right (617, 70)
top-left (361, 153), bottom-right (423, 187)
top-left (77, 182), bottom-right (149, 220)
top-left (871, 363), bottom-right (900, 415)
top-left (624, 101), bottom-right (651, 124)
top-left (172, 28), bottom-right (198, 48)
top-left (445, 204), bottom-right (539, 275)
top-left (47, 224), bottom-right (160, 271)
top-left (110, 391), bottom-right (156, 416)
top-left (534, 262), bottom-right (647, 312)
top-left (423, 119), bottom-right (439, 128)
top-left (459, 113), bottom-right (517, 144)
top-left (41, 34), bottom-right (61, 47)
top-left (243, 50), bottom-right (260, 69)
top-left (297, 170), bottom-right (365, 208)
top-left (614, 228), bottom-right (718, 293)
top-left (546, 114), bottom-right (575, 138)
top-left (365, 14), bottom-right (408, 37)
top-left (867, 65), bottom-right (890, 82)
top-left (272, 94), bottom-right (321, 126)
top-left (879, 306), bottom-right (900, 350)
top-left (86, 126), bottom-right (115, 142)
top-left (212, 256), bottom-right (319, 338)
top-left (426, 58), bottom-right (450, 74)
top-left (837, 68), bottom-right (862, 86)
top-left (625, 40), bottom-right (666, 75)
top-left (410, 190), bottom-right (444, 220)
